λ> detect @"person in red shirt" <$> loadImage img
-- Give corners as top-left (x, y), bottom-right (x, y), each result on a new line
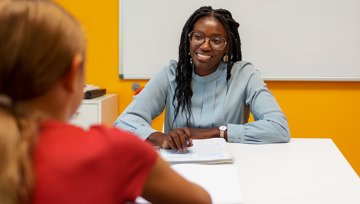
top-left (0, 1), bottom-right (211, 204)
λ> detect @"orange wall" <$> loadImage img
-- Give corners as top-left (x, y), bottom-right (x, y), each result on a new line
top-left (56, 0), bottom-right (360, 177)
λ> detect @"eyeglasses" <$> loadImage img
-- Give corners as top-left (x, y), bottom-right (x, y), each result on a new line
top-left (188, 31), bottom-right (227, 51)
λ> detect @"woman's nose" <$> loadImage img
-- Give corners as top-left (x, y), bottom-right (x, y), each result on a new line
top-left (200, 38), bottom-right (211, 51)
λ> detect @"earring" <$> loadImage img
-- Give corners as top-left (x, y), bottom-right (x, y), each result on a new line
top-left (223, 52), bottom-right (228, 62)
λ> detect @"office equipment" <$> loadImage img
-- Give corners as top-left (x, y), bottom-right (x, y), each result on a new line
top-left (84, 89), bottom-right (106, 99)
top-left (160, 138), bottom-right (234, 164)
top-left (119, 0), bottom-right (360, 81)
top-left (70, 94), bottom-right (118, 130)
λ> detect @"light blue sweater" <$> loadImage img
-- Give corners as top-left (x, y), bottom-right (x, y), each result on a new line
top-left (114, 60), bottom-right (290, 143)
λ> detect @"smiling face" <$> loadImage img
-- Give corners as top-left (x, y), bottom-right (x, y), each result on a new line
top-left (190, 16), bottom-right (228, 76)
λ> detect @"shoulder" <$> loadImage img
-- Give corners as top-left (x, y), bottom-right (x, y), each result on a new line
top-left (153, 60), bottom-right (177, 80)
top-left (148, 60), bottom-right (177, 89)
top-left (231, 61), bottom-right (259, 77)
top-left (88, 125), bottom-right (157, 156)
top-left (38, 120), bottom-right (157, 160)
top-left (230, 61), bottom-right (264, 86)
top-left (35, 121), bottom-right (157, 203)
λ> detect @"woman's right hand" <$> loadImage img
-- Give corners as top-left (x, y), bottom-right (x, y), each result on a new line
top-left (147, 127), bottom-right (193, 152)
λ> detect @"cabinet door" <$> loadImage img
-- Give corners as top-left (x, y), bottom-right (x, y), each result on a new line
top-left (70, 104), bottom-right (98, 129)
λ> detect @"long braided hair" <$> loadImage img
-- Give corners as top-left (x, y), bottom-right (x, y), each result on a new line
top-left (173, 6), bottom-right (242, 125)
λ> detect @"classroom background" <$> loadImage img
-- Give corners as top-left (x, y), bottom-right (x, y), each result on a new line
top-left (55, 0), bottom-right (360, 177)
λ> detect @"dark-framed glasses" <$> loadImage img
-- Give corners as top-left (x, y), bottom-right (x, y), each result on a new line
top-left (188, 31), bottom-right (227, 51)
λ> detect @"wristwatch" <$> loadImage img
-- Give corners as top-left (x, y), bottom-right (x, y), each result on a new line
top-left (219, 126), bottom-right (227, 138)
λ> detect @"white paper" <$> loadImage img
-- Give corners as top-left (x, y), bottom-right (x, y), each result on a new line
top-left (160, 138), bottom-right (233, 163)
top-left (171, 164), bottom-right (243, 204)
top-left (135, 164), bottom-right (243, 204)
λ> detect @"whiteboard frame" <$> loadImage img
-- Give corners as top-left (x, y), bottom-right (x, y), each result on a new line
top-left (119, 0), bottom-right (123, 80)
top-left (119, 74), bottom-right (360, 81)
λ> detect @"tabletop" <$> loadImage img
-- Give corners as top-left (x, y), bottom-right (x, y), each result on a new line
top-left (227, 138), bottom-right (360, 204)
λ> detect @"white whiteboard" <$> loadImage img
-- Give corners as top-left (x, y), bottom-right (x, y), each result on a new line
top-left (119, 0), bottom-right (360, 81)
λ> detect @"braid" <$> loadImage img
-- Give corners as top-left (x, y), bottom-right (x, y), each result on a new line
top-left (173, 7), bottom-right (211, 126)
top-left (213, 11), bottom-right (242, 80)
top-left (173, 6), bottom-right (242, 125)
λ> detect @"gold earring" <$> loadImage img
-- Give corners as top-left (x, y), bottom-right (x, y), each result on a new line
top-left (223, 53), bottom-right (228, 62)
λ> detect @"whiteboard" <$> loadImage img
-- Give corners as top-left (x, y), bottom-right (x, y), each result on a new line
top-left (119, 0), bottom-right (360, 81)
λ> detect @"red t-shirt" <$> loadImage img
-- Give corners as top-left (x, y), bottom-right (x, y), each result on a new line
top-left (31, 120), bottom-right (157, 204)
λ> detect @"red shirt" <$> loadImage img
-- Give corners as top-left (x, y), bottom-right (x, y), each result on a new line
top-left (31, 120), bottom-right (157, 204)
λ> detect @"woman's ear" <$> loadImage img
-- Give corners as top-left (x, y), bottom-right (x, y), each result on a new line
top-left (61, 54), bottom-right (85, 93)
top-left (225, 42), bottom-right (230, 53)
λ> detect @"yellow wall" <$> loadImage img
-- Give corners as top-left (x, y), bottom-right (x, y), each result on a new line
top-left (56, 0), bottom-right (360, 177)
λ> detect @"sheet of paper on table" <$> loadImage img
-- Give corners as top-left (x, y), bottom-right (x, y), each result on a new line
top-left (135, 164), bottom-right (243, 204)
top-left (160, 138), bottom-right (234, 164)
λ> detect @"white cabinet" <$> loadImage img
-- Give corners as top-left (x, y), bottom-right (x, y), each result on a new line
top-left (70, 94), bottom-right (118, 129)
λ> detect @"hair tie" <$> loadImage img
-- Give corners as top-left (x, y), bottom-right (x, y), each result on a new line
top-left (0, 94), bottom-right (13, 108)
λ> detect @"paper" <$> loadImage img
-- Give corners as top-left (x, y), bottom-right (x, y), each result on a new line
top-left (83, 84), bottom-right (99, 92)
top-left (135, 164), bottom-right (243, 204)
top-left (160, 138), bottom-right (234, 164)
top-left (171, 164), bottom-right (243, 204)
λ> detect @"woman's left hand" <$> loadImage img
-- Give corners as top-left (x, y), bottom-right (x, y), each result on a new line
top-left (188, 127), bottom-right (219, 139)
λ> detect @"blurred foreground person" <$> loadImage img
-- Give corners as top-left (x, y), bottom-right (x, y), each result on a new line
top-left (0, 1), bottom-right (211, 204)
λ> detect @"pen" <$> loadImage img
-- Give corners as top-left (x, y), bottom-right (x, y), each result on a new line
top-left (185, 134), bottom-right (189, 146)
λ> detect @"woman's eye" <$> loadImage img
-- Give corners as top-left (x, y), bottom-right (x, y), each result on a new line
top-left (194, 35), bottom-right (203, 40)
top-left (212, 39), bottom-right (221, 44)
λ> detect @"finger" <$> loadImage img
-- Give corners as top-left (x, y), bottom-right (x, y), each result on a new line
top-left (182, 127), bottom-right (193, 147)
top-left (177, 129), bottom-right (190, 152)
top-left (189, 138), bottom-right (193, 147)
top-left (166, 135), bottom-right (178, 152)
top-left (172, 129), bottom-right (187, 152)
top-left (162, 134), bottom-right (177, 152)
top-left (170, 132), bottom-right (183, 152)
top-left (178, 132), bottom-right (188, 152)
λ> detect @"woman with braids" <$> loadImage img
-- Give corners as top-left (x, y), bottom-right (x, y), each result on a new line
top-left (0, 1), bottom-right (211, 204)
top-left (114, 6), bottom-right (290, 152)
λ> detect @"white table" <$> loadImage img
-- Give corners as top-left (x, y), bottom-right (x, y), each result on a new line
top-left (228, 138), bottom-right (360, 204)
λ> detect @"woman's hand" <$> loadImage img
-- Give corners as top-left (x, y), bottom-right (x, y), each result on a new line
top-left (147, 127), bottom-right (193, 152)
top-left (147, 127), bottom-right (225, 152)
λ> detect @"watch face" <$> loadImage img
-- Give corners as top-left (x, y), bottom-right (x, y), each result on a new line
top-left (219, 126), bottom-right (227, 131)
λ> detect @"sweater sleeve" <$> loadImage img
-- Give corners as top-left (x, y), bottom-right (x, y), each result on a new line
top-left (113, 65), bottom-right (170, 140)
top-left (227, 64), bottom-right (290, 144)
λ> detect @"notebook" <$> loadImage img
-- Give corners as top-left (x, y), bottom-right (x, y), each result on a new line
top-left (160, 138), bottom-right (234, 164)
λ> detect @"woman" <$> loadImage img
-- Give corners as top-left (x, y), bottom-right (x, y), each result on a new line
top-left (114, 6), bottom-right (291, 152)
top-left (0, 1), bottom-right (211, 204)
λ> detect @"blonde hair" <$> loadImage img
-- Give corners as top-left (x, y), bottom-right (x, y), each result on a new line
top-left (0, 0), bottom-right (87, 203)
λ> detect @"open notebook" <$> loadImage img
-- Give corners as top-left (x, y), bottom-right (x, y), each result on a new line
top-left (160, 138), bottom-right (234, 164)
top-left (135, 164), bottom-right (243, 204)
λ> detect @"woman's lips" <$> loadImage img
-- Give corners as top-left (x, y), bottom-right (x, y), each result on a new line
top-left (196, 53), bottom-right (212, 60)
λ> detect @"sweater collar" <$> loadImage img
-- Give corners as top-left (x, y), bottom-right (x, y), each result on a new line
top-left (192, 61), bottom-right (226, 83)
